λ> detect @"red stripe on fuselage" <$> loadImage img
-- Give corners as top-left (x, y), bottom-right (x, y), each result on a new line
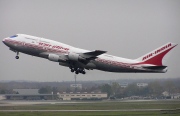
top-left (5, 39), bottom-right (69, 54)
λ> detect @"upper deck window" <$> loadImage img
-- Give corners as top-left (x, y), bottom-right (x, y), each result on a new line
top-left (10, 35), bottom-right (18, 38)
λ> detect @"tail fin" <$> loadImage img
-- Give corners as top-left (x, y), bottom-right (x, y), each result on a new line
top-left (135, 42), bottom-right (177, 66)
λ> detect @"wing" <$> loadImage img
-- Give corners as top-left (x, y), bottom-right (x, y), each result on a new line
top-left (40, 50), bottom-right (106, 66)
top-left (80, 50), bottom-right (107, 60)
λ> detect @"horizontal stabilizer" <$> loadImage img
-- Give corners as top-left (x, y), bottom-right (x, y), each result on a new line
top-left (143, 66), bottom-right (167, 70)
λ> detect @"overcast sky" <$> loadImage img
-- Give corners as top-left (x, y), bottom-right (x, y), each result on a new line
top-left (0, 0), bottom-right (179, 82)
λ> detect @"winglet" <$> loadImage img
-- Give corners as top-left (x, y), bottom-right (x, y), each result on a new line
top-left (135, 42), bottom-right (178, 66)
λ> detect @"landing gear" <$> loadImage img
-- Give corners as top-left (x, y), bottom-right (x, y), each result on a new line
top-left (71, 69), bottom-right (74, 72)
top-left (82, 71), bottom-right (86, 74)
top-left (75, 71), bottom-right (79, 74)
top-left (15, 56), bottom-right (19, 59)
top-left (69, 67), bottom-right (86, 75)
top-left (15, 52), bottom-right (19, 59)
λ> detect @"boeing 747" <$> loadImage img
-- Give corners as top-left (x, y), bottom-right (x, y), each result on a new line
top-left (2, 34), bottom-right (177, 74)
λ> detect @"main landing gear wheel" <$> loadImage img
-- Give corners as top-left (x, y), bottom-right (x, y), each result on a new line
top-left (71, 69), bottom-right (74, 72)
top-left (82, 71), bottom-right (86, 74)
top-left (70, 67), bottom-right (86, 75)
top-left (75, 71), bottom-right (79, 74)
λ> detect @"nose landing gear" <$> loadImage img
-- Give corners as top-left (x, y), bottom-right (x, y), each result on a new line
top-left (15, 52), bottom-right (19, 59)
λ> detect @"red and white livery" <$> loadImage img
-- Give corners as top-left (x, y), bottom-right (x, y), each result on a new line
top-left (2, 34), bottom-right (178, 74)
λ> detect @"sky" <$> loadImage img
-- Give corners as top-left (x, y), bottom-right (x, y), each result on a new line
top-left (0, 0), bottom-right (179, 82)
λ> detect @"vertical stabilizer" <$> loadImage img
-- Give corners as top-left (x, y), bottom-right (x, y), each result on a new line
top-left (135, 42), bottom-right (177, 66)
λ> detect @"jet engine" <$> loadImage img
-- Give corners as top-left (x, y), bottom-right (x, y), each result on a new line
top-left (68, 52), bottom-right (86, 62)
top-left (48, 54), bottom-right (60, 62)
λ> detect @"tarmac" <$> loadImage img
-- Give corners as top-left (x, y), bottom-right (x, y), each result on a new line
top-left (0, 109), bottom-right (165, 112)
top-left (0, 99), bottom-right (161, 106)
top-left (0, 99), bottom-right (178, 112)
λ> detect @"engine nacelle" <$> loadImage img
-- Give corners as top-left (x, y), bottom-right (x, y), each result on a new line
top-left (68, 52), bottom-right (79, 61)
top-left (48, 54), bottom-right (60, 62)
top-left (68, 52), bottom-right (85, 62)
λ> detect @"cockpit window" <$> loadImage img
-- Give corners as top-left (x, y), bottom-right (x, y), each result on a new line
top-left (10, 35), bottom-right (18, 38)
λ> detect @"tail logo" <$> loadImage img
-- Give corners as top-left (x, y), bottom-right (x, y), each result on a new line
top-left (142, 43), bottom-right (172, 61)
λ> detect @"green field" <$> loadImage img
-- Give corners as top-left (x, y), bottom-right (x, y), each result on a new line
top-left (1, 111), bottom-right (179, 116)
top-left (0, 100), bottom-right (180, 116)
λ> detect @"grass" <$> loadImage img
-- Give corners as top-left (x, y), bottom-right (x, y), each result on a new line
top-left (0, 100), bottom-right (180, 116)
top-left (0, 111), bottom-right (179, 116)
top-left (0, 100), bottom-right (180, 110)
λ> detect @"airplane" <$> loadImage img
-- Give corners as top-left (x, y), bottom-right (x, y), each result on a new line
top-left (2, 34), bottom-right (177, 74)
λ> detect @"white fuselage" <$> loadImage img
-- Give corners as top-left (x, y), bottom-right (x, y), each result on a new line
top-left (3, 34), bottom-right (174, 74)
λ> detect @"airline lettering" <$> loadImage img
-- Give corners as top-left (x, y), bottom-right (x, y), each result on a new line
top-left (6, 39), bottom-right (69, 53)
top-left (39, 42), bottom-right (69, 51)
top-left (142, 43), bottom-right (172, 61)
top-left (39, 42), bottom-right (51, 47)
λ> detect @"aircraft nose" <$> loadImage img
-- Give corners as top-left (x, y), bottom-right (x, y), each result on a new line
top-left (2, 38), bottom-right (6, 44)
top-left (2, 38), bottom-right (9, 45)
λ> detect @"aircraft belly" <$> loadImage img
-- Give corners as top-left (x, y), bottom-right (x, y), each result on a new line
top-left (94, 61), bottom-right (129, 72)
top-left (94, 61), bottom-right (162, 73)
top-left (59, 61), bottom-right (69, 67)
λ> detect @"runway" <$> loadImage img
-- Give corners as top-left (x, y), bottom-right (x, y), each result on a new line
top-left (0, 100), bottom-right (179, 113)
top-left (0, 109), bottom-right (167, 112)
top-left (0, 100), bottom-right (103, 106)
top-left (0, 99), bottom-right (177, 106)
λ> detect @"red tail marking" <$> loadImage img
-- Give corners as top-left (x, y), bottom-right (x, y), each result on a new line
top-left (143, 47), bottom-right (174, 65)
top-left (142, 43), bottom-right (172, 61)
top-left (135, 46), bottom-right (176, 66)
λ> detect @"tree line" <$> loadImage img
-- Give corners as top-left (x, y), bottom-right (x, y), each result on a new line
top-left (100, 80), bottom-right (180, 98)
top-left (0, 79), bottom-right (180, 98)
